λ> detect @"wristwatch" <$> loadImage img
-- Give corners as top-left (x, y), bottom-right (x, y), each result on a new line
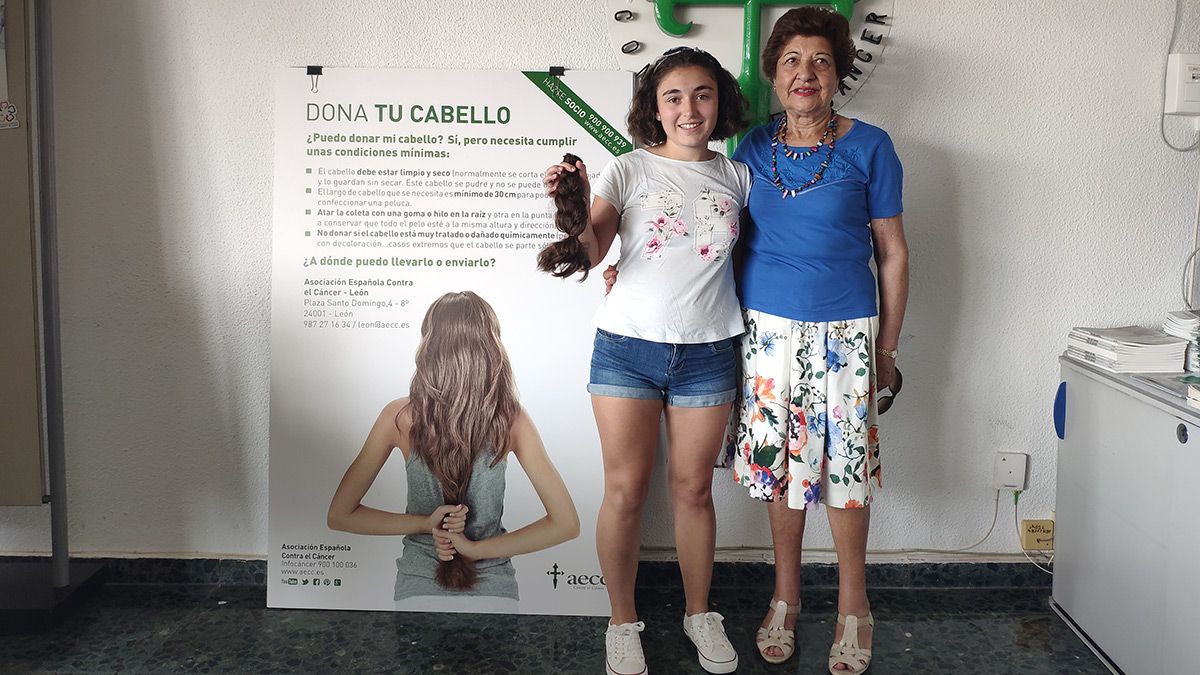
top-left (876, 346), bottom-right (898, 359)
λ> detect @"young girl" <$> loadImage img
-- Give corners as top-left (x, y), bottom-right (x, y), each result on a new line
top-left (327, 291), bottom-right (580, 613)
top-left (542, 48), bottom-right (750, 675)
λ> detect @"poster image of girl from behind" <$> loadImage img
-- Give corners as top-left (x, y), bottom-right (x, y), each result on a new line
top-left (327, 291), bottom-right (580, 613)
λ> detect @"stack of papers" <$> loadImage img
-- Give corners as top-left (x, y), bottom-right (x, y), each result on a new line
top-left (1164, 310), bottom-right (1200, 371)
top-left (1066, 326), bottom-right (1187, 373)
top-left (1189, 385), bottom-right (1200, 409)
top-left (1164, 310), bottom-right (1200, 341)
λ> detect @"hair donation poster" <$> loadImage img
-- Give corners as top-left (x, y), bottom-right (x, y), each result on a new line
top-left (269, 68), bottom-right (631, 615)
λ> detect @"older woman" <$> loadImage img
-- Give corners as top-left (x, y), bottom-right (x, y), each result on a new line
top-left (730, 7), bottom-right (908, 674)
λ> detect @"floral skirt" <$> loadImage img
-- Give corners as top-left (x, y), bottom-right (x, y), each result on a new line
top-left (729, 309), bottom-right (882, 510)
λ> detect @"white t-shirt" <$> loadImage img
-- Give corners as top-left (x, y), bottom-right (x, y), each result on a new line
top-left (591, 148), bottom-right (752, 343)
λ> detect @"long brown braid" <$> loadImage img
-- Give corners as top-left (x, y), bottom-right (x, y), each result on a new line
top-left (536, 153), bottom-right (591, 281)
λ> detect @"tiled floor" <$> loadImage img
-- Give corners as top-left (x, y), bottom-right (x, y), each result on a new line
top-left (0, 582), bottom-right (1106, 673)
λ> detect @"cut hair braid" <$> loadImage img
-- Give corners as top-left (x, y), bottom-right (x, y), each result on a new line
top-left (536, 153), bottom-right (591, 281)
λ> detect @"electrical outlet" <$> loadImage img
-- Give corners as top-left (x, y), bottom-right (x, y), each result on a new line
top-left (1021, 519), bottom-right (1054, 550)
top-left (992, 452), bottom-right (1028, 490)
top-left (1166, 53), bottom-right (1200, 115)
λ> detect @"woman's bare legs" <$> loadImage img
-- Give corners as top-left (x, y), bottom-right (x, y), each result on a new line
top-left (827, 505), bottom-right (872, 669)
top-left (662, 403), bottom-right (731, 615)
top-left (761, 498), bottom-right (807, 658)
top-left (593, 396), bottom-right (664, 624)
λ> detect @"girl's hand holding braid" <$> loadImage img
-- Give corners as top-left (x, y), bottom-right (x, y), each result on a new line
top-left (543, 158), bottom-right (589, 198)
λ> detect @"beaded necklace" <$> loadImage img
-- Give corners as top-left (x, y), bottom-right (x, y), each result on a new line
top-left (770, 111), bottom-right (839, 198)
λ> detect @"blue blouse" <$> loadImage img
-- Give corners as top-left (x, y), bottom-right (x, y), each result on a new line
top-left (733, 118), bottom-right (903, 322)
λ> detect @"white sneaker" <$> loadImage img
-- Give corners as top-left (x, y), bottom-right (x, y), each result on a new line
top-left (683, 611), bottom-right (739, 674)
top-left (605, 620), bottom-right (648, 675)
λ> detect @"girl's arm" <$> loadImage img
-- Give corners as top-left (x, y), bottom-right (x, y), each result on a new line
top-left (579, 194), bottom-right (620, 269)
top-left (546, 159), bottom-right (620, 269)
top-left (442, 408), bottom-right (580, 560)
top-left (871, 214), bottom-right (909, 391)
top-left (327, 398), bottom-right (467, 535)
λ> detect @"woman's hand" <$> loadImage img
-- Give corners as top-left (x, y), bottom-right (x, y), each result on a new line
top-left (438, 529), bottom-right (481, 561)
top-left (431, 505), bottom-right (475, 561)
top-left (433, 528), bottom-right (458, 561)
top-left (426, 504), bottom-right (468, 533)
top-left (876, 355), bottom-right (896, 391)
top-left (602, 264), bottom-right (619, 295)
top-left (543, 159), bottom-right (590, 198)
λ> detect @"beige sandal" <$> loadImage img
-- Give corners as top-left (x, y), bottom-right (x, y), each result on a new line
top-left (828, 612), bottom-right (874, 674)
top-left (756, 598), bottom-right (800, 664)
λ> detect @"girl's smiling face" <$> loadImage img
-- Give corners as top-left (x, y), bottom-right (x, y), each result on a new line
top-left (654, 65), bottom-right (719, 157)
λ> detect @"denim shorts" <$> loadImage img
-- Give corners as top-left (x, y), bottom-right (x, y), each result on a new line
top-left (587, 329), bottom-right (739, 408)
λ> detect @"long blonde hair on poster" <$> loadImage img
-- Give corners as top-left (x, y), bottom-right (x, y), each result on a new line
top-left (405, 291), bottom-right (518, 590)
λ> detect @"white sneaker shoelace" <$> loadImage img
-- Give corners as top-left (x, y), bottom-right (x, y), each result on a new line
top-left (605, 620), bottom-right (646, 674)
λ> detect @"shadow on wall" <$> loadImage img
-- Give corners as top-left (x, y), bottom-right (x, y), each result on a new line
top-left (47, 1), bottom-right (261, 554)
top-left (845, 30), bottom-right (972, 546)
top-left (871, 30), bottom-right (976, 542)
top-left (888, 140), bottom-right (964, 529)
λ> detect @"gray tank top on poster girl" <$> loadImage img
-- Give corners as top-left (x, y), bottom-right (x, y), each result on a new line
top-left (394, 451), bottom-right (518, 600)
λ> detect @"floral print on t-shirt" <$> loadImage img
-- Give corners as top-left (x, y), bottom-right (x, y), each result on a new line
top-left (639, 190), bottom-right (687, 260)
top-left (637, 187), bottom-right (739, 262)
top-left (692, 188), bottom-right (738, 263)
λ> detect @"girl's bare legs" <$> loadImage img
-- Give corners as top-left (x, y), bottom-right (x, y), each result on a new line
top-left (761, 498), bottom-right (807, 658)
top-left (827, 505), bottom-right (872, 669)
top-left (663, 403), bottom-right (731, 616)
top-left (593, 396), bottom-right (664, 624)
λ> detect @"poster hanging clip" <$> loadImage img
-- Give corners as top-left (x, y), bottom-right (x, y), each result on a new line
top-left (307, 65), bottom-right (323, 93)
top-left (549, 66), bottom-right (566, 77)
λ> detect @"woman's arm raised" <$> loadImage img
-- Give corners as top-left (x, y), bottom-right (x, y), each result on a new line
top-left (327, 398), bottom-right (467, 536)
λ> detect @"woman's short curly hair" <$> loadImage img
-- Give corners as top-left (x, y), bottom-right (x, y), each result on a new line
top-left (761, 7), bottom-right (856, 82)
top-left (627, 48), bottom-right (748, 146)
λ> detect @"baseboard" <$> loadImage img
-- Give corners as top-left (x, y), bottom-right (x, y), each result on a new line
top-left (0, 555), bottom-right (1051, 589)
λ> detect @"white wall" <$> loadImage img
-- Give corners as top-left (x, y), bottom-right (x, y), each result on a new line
top-left (3, 0), bottom-right (1198, 558)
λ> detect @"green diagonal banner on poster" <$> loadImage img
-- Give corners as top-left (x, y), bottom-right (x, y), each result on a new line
top-left (523, 71), bottom-right (633, 157)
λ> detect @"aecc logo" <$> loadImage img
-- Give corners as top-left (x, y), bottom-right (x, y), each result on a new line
top-left (547, 563), bottom-right (606, 589)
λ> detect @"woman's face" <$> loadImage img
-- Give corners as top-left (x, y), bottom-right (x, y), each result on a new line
top-left (772, 34), bottom-right (839, 118)
top-left (655, 65), bottom-right (719, 152)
